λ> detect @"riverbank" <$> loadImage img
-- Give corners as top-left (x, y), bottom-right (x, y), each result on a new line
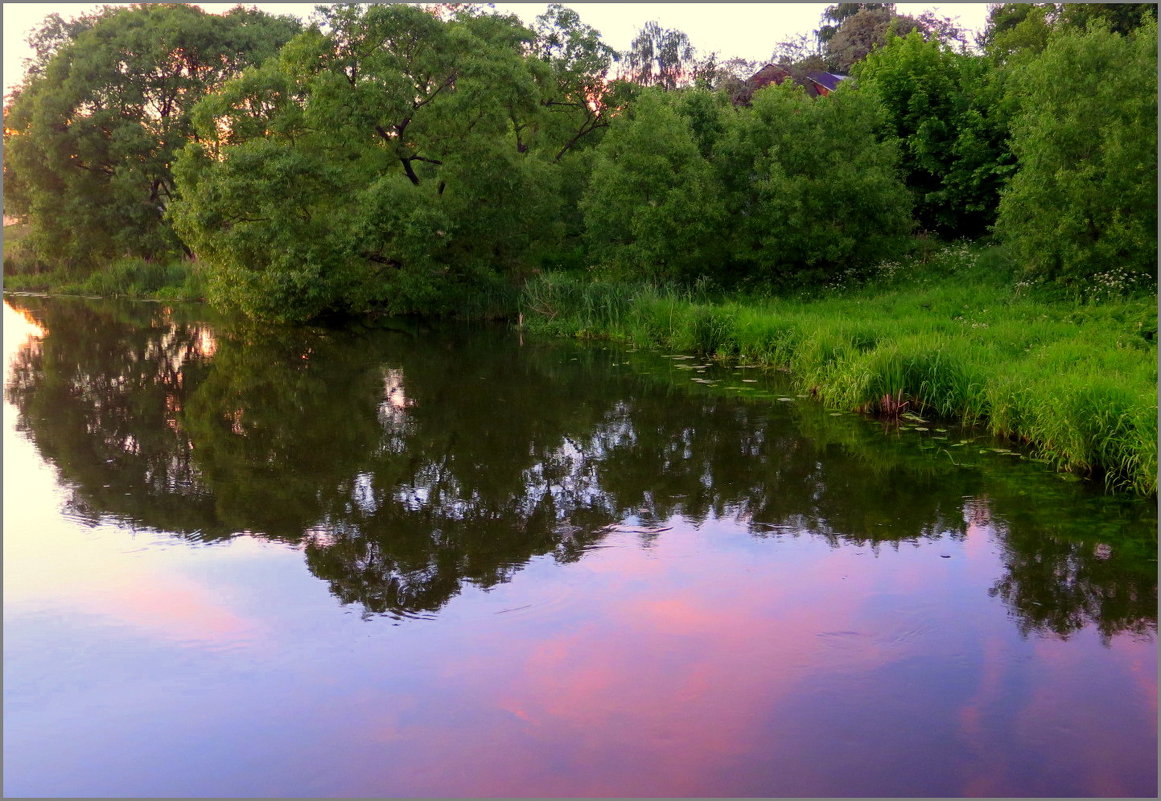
top-left (4, 222), bottom-right (204, 300)
top-left (7, 232), bottom-right (1156, 495)
top-left (520, 244), bottom-right (1158, 495)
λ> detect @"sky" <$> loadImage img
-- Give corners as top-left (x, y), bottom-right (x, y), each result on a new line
top-left (3, 2), bottom-right (993, 95)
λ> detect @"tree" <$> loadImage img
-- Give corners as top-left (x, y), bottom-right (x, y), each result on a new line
top-left (532, 3), bottom-right (624, 161)
top-left (528, 4), bottom-right (632, 266)
top-left (982, 3), bottom-right (1157, 63)
top-left (716, 82), bottom-right (913, 284)
top-left (2, 4), bottom-right (301, 272)
top-left (817, 3), bottom-right (893, 45)
top-left (173, 4), bottom-right (587, 322)
top-left (580, 89), bottom-right (727, 282)
top-left (18, 10), bottom-right (102, 81)
top-left (818, 3), bottom-right (968, 72)
top-left (769, 33), bottom-right (828, 72)
top-left (914, 10), bottom-right (971, 51)
top-left (1058, 3), bottom-right (1157, 35)
top-left (995, 22), bottom-right (1157, 287)
top-left (854, 32), bottom-right (1014, 236)
top-left (688, 55), bottom-right (758, 103)
top-left (625, 21), bottom-right (696, 90)
top-left (825, 6), bottom-right (921, 71)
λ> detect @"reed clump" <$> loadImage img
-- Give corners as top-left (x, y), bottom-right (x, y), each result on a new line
top-left (3, 255), bottom-right (206, 301)
top-left (520, 245), bottom-right (1158, 494)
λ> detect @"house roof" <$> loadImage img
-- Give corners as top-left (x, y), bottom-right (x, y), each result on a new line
top-left (745, 65), bottom-right (849, 93)
top-left (746, 64), bottom-right (793, 90)
top-left (806, 72), bottom-right (848, 92)
top-left (736, 65), bottom-right (850, 106)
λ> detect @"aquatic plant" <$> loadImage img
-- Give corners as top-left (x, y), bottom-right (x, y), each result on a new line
top-left (520, 245), bottom-right (1158, 494)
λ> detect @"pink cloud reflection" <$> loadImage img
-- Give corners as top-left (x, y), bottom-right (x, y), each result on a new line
top-left (374, 529), bottom-right (928, 796)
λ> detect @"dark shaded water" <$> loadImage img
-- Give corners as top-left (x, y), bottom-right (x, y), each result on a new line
top-left (3, 295), bottom-right (1156, 798)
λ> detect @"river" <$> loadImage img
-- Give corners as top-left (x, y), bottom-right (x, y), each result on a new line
top-left (3, 295), bottom-right (1156, 797)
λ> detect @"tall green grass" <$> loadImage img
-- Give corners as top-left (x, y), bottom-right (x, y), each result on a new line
top-left (520, 245), bottom-right (1158, 494)
top-left (3, 256), bottom-right (206, 301)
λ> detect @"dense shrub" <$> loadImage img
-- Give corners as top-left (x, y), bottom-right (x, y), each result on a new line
top-left (581, 90), bottom-right (728, 282)
top-left (995, 22), bottom-right (1157, 288)
top-left (581, 83), bottom-right (913, 287)
top-left (854, 32), bottom-right (1014, 238)
top-left (717, 82), bottom-right (914, 284)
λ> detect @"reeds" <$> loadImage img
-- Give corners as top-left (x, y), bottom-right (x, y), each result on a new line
top-left (3, 256), bottom-right (206, 301)
top-left (520, 246), bottom-right (1158, 494)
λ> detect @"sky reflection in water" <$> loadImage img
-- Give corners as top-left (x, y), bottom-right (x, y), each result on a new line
top-left (3, 297), bottom-right (1156, 798)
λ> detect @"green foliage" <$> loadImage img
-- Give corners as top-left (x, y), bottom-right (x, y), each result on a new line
top-left (717, 82), bottom-right (913, 284)
top-left (980, 3), bottom-right (1057, 63)
top-left (995, 22), bottom-right (1158, 287)
top-left (531, 3), bottom-right (626, 161)
top-left (625, 21), bottom-right (696, 90)
top-left (580, 89), bottom-right (727, 282)
top-left (20, 10), bottom-right (102, 79)
top-left (819, 4), bottom-right (891, 43)
top-left (1058, 3), bottom-right (1157, 35)
top-left (2, 4), bottom-right (302, 272)
top-left (173, 3), bottom-right (621, 322)
top-left (581, 83), bottom-right (910, 287)
top-left (824, 6), bottom-right (922, 71)
top-left (3, 223), bottom-right (36, 275)
top-left (984, 3), bottom-right (1158, 63)
top-left (7, 1), bottom-right (1156, 337)
top-left (672, 89), bottom-right (731, 159)
top-left (3, 253), bottom-right (205, 301)
top-left (522, 244), bottom-right (1158, 494)
top-left (814, 3), bottom-right (971, 71)
top-left (171, 139), bottom-right (357, 322)
top-left (854, 33), bottom-right (1014, 236)
top-left (74, 258), bottom-right (205, 300)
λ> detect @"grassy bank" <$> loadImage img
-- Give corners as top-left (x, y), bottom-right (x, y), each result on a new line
top-left (520, 244), bottom-right (1158, 495)
top-left (4, 223), bottom-right (206, 301)
top-left (3, 258), bottom-right (206, 301)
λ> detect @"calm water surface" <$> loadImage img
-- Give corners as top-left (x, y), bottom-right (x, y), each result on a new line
top-left (3, 296), bottom-right (1156, 798)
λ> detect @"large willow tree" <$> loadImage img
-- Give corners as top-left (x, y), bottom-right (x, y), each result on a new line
top-left (171, 3), bottom-right (624, 322)
top-left (2, 4), bottom-right (301, 271)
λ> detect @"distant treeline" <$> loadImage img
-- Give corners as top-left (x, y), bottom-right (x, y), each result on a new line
top-left (3, 3), bottom-right (1156, 322)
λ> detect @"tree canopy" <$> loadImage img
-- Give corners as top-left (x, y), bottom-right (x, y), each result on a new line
top-left (172, 3), bottom-right (630, 322)
top-left (994, 20), bottom-right (1157, 285)
top-left (3, 4), bottom-right (302, 271)
top-left (4, 2), bottom-right (1156, 318)
top-left (983, 3), bottom-right (1157, 62)
top-left (854, 32), bottom-right (1013, 237)
top-left (625, 21), bottom-right (697, 90)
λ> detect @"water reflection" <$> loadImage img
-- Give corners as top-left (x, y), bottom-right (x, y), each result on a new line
top-left (5, 296), bottom-right (1156, 638)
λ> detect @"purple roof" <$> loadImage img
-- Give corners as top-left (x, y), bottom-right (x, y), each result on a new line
top-left (806, 72), bottom-right (848, 92)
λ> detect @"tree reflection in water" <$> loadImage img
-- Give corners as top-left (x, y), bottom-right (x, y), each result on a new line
top-left (5, 296), bottom-right (1156, 638)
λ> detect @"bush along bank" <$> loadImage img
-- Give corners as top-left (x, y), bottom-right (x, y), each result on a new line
top-left (519, 245), bottom-right (1158, 495)
top-left (3, 240), bottom-right (207, 302)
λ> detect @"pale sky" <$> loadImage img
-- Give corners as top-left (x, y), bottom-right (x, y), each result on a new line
top-left (3, 2), bottom-right (993, 96)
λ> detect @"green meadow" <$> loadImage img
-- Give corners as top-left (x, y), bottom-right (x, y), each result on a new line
top-left (521, 244), bottom-right (1158, 495)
